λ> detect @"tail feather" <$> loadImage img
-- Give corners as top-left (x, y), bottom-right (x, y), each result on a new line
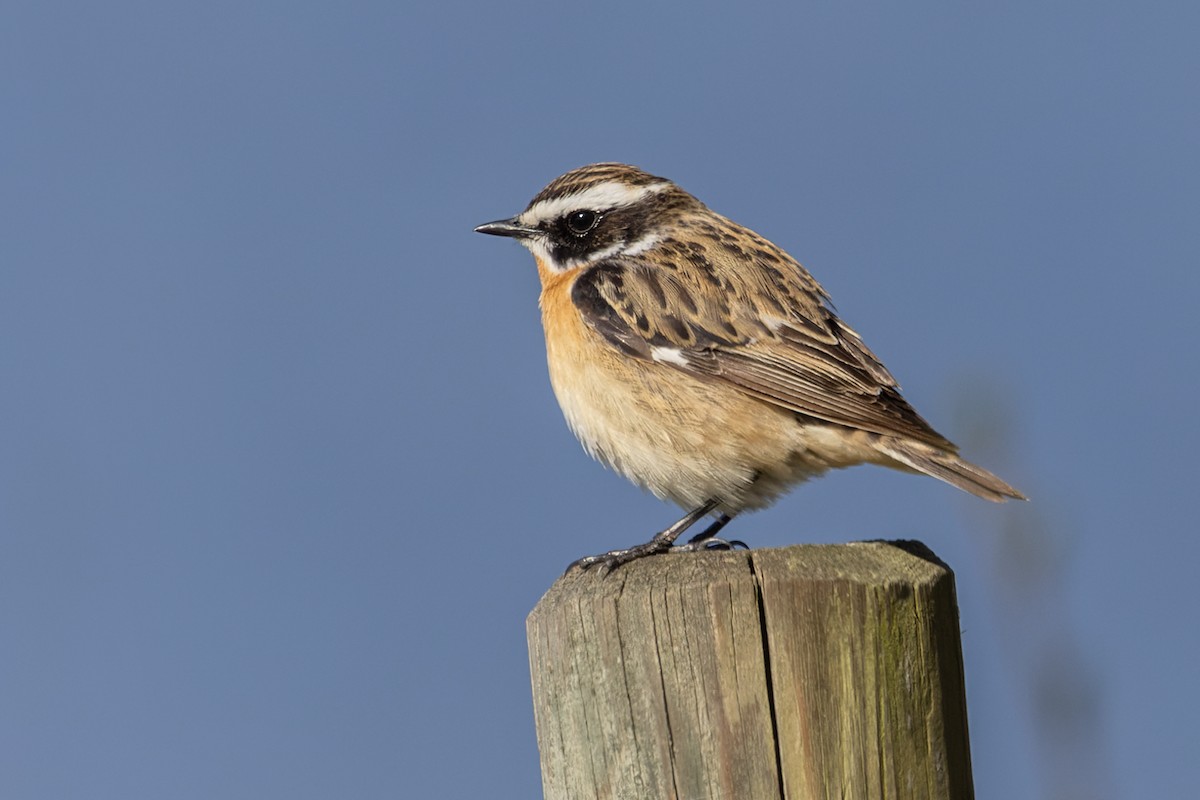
top-left (877, 439), bottom-right (1026, 502)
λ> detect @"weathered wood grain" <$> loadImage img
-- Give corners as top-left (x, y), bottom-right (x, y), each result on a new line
top-left (526, 541), bottom-right (973, 800)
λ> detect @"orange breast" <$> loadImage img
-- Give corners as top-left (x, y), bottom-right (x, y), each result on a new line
top-left (536, 259), bottom-right (593, 372)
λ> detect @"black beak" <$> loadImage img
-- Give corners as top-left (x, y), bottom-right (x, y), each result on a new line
top-left (474, 217), bottom-right (541, 239)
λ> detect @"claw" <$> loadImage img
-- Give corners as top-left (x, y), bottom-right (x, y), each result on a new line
top-left (568, 540), bottom-right (672, 574)
top-left (674, 536), bottom-right (749, 553)
top-left (564, 500), bottom-right (734, 575)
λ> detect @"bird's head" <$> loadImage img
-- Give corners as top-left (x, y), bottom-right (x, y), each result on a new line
top-left (475, 163), bottom-right (700, 273)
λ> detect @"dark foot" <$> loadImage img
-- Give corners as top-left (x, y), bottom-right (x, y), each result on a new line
top-left (685, 513), bottom-right (735, 546)
top-left (568, 500), bottom-right (720, 575)
top-left (569, 539), bottom-right (674, 574)
top-left (674, 536), bottom-right (748, 552)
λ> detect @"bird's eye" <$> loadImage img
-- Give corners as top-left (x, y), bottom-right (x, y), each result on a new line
top-left (565, 209), bottom-right (599, 235)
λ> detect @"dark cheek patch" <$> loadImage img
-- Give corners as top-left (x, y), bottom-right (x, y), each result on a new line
top-left (550, 217), bottom-right (621, 264)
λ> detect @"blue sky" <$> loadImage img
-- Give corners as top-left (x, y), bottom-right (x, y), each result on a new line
top-left (3, 2), bottom-right (1197, 797)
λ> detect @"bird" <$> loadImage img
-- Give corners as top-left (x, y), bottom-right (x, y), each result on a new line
top-left (476, 163), bottom-right (1023, 571)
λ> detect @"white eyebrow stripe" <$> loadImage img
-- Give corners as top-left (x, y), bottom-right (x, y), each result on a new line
top-left (519, 180), bottom-right (670, 225)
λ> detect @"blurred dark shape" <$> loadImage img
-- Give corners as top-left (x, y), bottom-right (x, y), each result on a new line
top-left (951, 372), bottom-right (1115, 800)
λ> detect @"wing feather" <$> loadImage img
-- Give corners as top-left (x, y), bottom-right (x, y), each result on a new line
top-left (570, 227), bottom-right (955, 450)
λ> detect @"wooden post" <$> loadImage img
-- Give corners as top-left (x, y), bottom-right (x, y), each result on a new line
top-left (526, 541), bottom-right (973, 800)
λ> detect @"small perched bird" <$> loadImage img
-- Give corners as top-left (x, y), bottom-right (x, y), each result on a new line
top-left (476, 163), bottom-right (1023, 570)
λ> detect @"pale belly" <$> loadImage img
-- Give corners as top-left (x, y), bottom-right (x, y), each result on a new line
top-left (543, 325), bottom-right (858, 514)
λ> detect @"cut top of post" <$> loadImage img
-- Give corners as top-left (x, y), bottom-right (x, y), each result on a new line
top-left (526, 541), bottom-right (973, 800)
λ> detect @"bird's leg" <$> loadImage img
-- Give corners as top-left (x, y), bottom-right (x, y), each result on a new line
top-left (685, 513), bottom-right (733, 544)
top-left (679, 471), bottom-right (760, 552)
top-left (676, 513), bottom-right (746, 552)
top-left (570, 500), bottom-right (719, 573)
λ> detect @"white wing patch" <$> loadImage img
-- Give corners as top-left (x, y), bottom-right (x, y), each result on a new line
top-left (650, 346), bottom-right (690, 367)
